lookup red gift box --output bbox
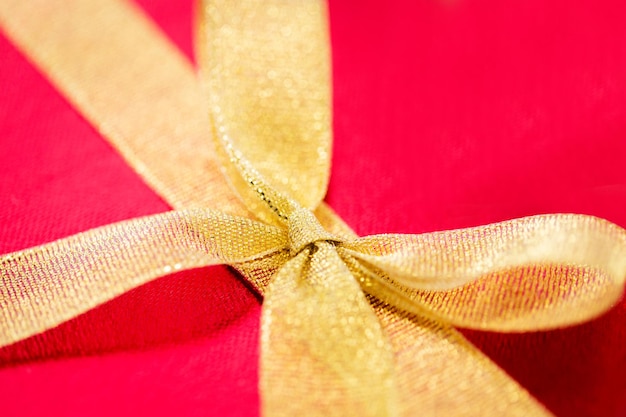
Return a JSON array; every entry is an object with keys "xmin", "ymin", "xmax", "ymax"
[{"xmin": 1, "ymin": 1, "xmax": 626, "ymax": 416}]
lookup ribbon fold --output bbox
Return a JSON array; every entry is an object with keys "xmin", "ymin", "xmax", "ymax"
[{"xmin": 1, "ymin": 1, "xmax": 625, "ymax": 416}]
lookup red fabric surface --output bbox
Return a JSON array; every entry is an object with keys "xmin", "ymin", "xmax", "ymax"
[{"xmin": 1, "ymin": 1, "xmax": 626, "ymax": 416}]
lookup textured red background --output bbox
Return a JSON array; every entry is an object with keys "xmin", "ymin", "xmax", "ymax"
[{"xmin": 1, "ymin": 1, "xmax": 626, "ymax": 416}]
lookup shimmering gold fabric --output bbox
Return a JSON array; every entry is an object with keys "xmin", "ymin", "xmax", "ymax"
[
  {"xmin": 1, "ymin": 1, "xmax": 625, "ymax": 416},
  {"xmin": 199, "ymin": 0, "xmax": 332, "ymax": 223},
  {"xmin": 0, "ymin": 210, "xmax": 287, "ymax": 347},
  {"xmin": 261, "ymin": 244, "xmax": 397, "ymax": 417},
  {"xmin": 341, "ymin": 214, "xmax": 626, "ymax": 330},
  {"xmin": 0, "ymin": 0, "xmax": 247, "ymax": 217}
]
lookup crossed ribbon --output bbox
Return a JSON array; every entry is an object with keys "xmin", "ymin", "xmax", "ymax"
[{"xmin": 1, "ymin": 1, "xmax": 626, "ymax": 416}]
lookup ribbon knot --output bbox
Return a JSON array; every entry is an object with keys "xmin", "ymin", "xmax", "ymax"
[
  {"xmin": 287, "ymin": 207, "xmax": 340, "ymax": 255},
  {"xmin": 2, "ymin": 1, "xmax": 626, "ymax": 416}
]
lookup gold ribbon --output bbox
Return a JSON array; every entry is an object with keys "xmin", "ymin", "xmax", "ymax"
[{"xmin": 1, "ymin": 1, "xmax": 625, "ymax": 416}]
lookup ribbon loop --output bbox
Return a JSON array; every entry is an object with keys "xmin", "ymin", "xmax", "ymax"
[
  {"xmin": 198, "ymin": 0, "xmax": 332, "ymax": 212},
  {"xmin": 340, "ymin": 214, "xmax": 626, "ymax": 331}
]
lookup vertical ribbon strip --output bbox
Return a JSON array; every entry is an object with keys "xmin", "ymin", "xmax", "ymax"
[{"xmin": 1, "ymin": 1, "xmax": 626, "ymax": 416}]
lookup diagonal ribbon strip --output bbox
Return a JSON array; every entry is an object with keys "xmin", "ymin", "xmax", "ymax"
[{"xmin": 1, "ymin": 0, "xmax": 625, "ymax": 416}]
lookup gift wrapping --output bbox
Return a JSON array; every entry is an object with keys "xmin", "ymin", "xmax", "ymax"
[{"xmin": 1, "ymin": 0, "xmax": 626, "ymax": 416}]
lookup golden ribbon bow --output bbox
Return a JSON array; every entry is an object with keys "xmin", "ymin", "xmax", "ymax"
[{"xmin": 1, "ymin": 0, "xmax": 626, "ymax": 416}]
